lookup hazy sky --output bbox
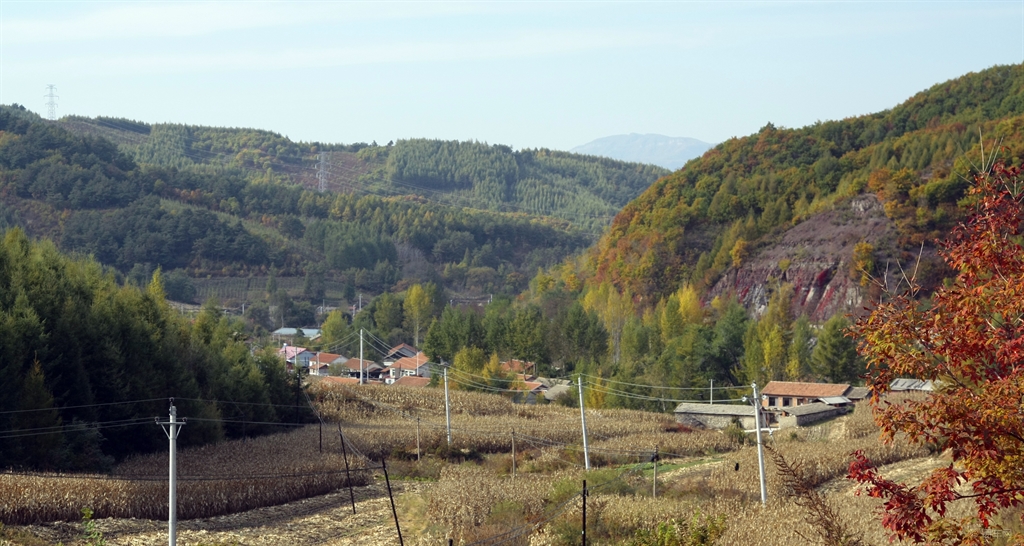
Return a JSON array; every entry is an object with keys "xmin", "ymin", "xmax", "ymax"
[{"xmin": 2, "ymin": 1, "xmax": 1022, "ymax": 150}]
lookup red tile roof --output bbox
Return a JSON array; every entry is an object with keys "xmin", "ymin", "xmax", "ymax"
[
  {"xmin": 278, "ymin": 346, "xmax": 309, "ymax": 360},
  {"xmin": 392, "ymin": 352, "xmax": 429, "ymax": 371},
  {"xmin": 392, "ymin": 376, "xmax": 431, "ymax": 388},
  {"xmin": 345, "ymin": 358, "xmax": 380, "ymax": 371},
  {"xmin": 761, "ymin": 381, "xmax": 851, "ymax": 398},
  {"xmin": 311, "ymin": 352, "xmax": 342, "ymax": 365},
  {"xmin": 501, "ymin": 359, "xmax": 535, "ymax": 375},
  {"xmin": 321, "ymin": 377, "xmax": 359, "ymax": 385}
]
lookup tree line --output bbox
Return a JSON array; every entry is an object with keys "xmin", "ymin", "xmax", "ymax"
[{"xmin": 0, "ymin": 229, "xmax": 305, "ymax": 471}]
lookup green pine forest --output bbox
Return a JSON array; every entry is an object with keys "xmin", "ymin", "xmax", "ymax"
[{"xmin": 3, "ymin": 63, "xmax": 1024, "ymax": 470}]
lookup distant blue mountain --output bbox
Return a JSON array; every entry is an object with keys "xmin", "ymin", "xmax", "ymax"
[{"xmin": 571, "ymin": 133, "xmax": 713, "ymax": 170}]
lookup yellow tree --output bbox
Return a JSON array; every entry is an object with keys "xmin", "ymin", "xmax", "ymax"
[{"xmin": 404, "ymin": 283, "xmax": 433, "ymax": 347}]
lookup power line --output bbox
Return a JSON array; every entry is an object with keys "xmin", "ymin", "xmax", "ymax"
[{"xmin": 0, "ymin": 397, "xmax": 169, "ymax": 416}]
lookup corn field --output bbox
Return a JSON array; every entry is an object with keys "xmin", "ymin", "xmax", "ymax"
[
  {"xmin": 1, "ymin": 383, "xmax": 950, "ymax": 546},
  {"xmin": 0, "ymin": 425, "xmax": 370, "ymax": 524}
]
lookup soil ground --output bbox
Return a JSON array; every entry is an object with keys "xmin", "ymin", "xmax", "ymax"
[{"xmin": 7, "ymin": 481, "xmax": 423, "ymax": 546}]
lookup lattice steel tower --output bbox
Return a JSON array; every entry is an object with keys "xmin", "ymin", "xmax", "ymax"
[
  {"xmin": 44, "ymin": 85, "xmax": 59, "ymax": 121},
  {"xmin": 317, "ymin": 152, "xmax": 330, "ymax": 193}
]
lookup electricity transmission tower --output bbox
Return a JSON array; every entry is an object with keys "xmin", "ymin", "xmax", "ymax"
[
  {"xmin": 44, "ymin": 85, "xmax": 59, "ymax": 120},
  {"xmin": 317, "ymin": 152, "xmax": 330, "ymax": 192}
]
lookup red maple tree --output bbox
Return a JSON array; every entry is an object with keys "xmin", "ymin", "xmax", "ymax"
[{"xmin": 850, "ymin": 162, "xmax": 1024, "ymax": 545}]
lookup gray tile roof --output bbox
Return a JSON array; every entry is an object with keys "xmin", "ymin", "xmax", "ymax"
[
  {"xmin": 780, "ymin": 402, "xmax": 837, "ymax": 416},
  {"xmin": 673, "ymin": 403, "xmax": 754, "ymax": 416}
]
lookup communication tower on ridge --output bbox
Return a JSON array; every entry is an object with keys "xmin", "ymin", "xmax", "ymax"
[
  {"xmin": 317, "ymin": 152, "xmax": 330, "ymax": 193},
  {"xmin": 44, "ymin": 85, "xmax": 59, "ymax": 121}
]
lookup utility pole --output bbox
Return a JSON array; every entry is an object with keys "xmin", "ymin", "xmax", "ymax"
[
  {"xmin": 317, "ymin": 152, "xmax": 330, "ymax": 193},
  {"xmin": 652, "ymin": 446, "xmax": 659, "ymax": 498},
  {"xmin": 444, "ymin": 365, "xmax": 451, "ymax": 446},
  {"xmin": 157, "ymin": 400, "xmax": 186, "ymax": 546},
  {"xmin": 44, "ymin": 85, "xmax": 58, "ymax": 121},
  {"xmin": 359, "ymin": 328, "xmax": 364, "ymax": 385},
  {"xmin": 511, "ymin": 429, "xmax": 516, "ymax": 480},
  {"xmin": 578, "ymin": 378, "xmax": 590, "ymax": 470},
  {"xmin": 752, "ymin": 382, "xmax": 767, "ymax": 506}
]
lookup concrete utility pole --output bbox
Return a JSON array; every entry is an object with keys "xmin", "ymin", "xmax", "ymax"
[
  {"xmin": 444, "ymin": 365, "xmax": 452, "ymax": 446},
  {"xmin": 157, "ymin": 401, "xmax": 186, "ymax": 546},
  {"xmin": 752, "ymin": 382, "xmax": 767, "ymax": 506},
  {"xmin": 359, "ymin": 328, "xmax": 364, "ymax": 385},
  {"xmin": 578, "ymin": 378, "xmax": 590, "ymax": 470}
]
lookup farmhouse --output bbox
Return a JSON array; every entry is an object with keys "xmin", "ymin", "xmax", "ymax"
[
  {"xmin": 382, "ymin": 343, "xmax": 419, "ymax": 364},
  {"xmin": 308, "ymin": 352, "xmax": 344, "ymax": 376},
  {"xmin": 387, "ymin": 352, "xmax": 431, "ymax": 381},
  {"xmin": 761, "ymin": 381, "xmax": 853, "ymax": 409},
  {"xmin": 500, "ymin": 359, "xmax": 537, "ymax": 379},
  {"xmin": 775, "ymin": 402, "xmax": 847, "ymax": 427},
  {"xmin": 392, "ymin": 376, "xmax": 431, "ymax": 388},
  {"xmin": 343, "ymin": 358, "xmax": 383, "ymax": 381},
  {"xmin": 278, "ymin": 345, "xmax": 314, "ymax": 371},
  {"xmin": 889, "ymin": 378, "xmax": 935, "ymax": 392},
  {"xmin": 673, "ymin": 403, "xmax": 763, "ymax": 430},
  {"xmin": 272, "ymin": 328, "xmax": 321, "ymax": 342}
]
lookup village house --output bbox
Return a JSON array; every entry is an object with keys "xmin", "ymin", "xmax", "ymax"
[
  {"xmin": 272, "ymin": 328, "xmax": 321, "ymax": 343},
  {"xmin": 392, "ymin": 376, "xmax": 431, "ymax": 388},
  {"xmin": 278, "ymin": 345, "xmax": 315, "ymax": 372},
  {"xmin": 307, "ymin": 352, "xmax": 344, "ymax": 376},
  {"xmin": 775, "ymin": 402, "xmax": 847, "ymax": 427},
  {"xmin": 673, "ymin": 403, "xmax": 767, "ymax": 430},
  {"xmin": 760, "ymin": 381, "xmax": 855, "ymax": 409},
  {"xmin": 889, "ymin": 378, "xmax": 935, "ymax": 392},
  {"xmin": 387, "ymin": 352, "xmax": 431, "ymax": 382},
  {"xmin": 500, "ymin": 359, "xmax": 537, "ymax": 379},
  {"xmin": 343, "ymin": 358, "xmax": 383, "ymax": 381},
  {"xmin": 382, "ymin": 343, "xmax": 419, "ymax": 366}
]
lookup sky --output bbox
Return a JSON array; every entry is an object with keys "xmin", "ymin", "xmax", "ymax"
[{"xmin": 1, "ymin": 1, "xmax": 1023, "ymax": 151}]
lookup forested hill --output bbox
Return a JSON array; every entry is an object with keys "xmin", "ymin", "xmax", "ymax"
[
  {"xmin": 58, "ymin": 117, "xmax": 670, "ymax": 232},
  {"xmin": 587, "ymin": 63, "xmax": 1024, "ymax": 305},
  {"xmin": 0, "ymin": 105, "xmax": 593, "ymax": 305}
]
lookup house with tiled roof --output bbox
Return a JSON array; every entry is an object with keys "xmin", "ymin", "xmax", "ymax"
[
  {"xmin": 321, "ymin": 376, "xmax": 360, "ymax": 386},
  {"xmin": 278, "ymin": 345, "xmax": 314, "ymax": 372},
  {"xmin": 500, "ymin": 359, "xmax": 536, "ymax": 379},
  {"xmin": 761, "ymin": 381, "xmax": 852, "ymax": 409},
  {"xmin": 383, "ymin": 343, "xmax": 419, "ymax": 363},
  {"xmin": 343, "ymin": 358, "xmax": 383, "ymax": 381},
  {"xmin": 387, "ymin": 352, "xmax": 431, "ymax": 381},
  {"xmin": 392, "ymin": 376, "xmax": 431, "ymax": 388},
  {"xmin": 307, "ymin": 352, "xmax": 345, "ymax": 376}
]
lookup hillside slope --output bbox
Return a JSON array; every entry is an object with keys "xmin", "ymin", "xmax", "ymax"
[
  {"xmin": 0, "ymin": 106, "xmax": 591, "ymax": 305},
  {"xmin": 58, "ymin": 119, "xmax": 669, "ymax": 233},
  {"xmin": 587, "ymin": 63, "xmax": 1024, "ymax": 313}
]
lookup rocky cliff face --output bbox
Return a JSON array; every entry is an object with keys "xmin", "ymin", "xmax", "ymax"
[{"xmin": 709, "ymin": 194, "xmax": 897, "ymax": 322}]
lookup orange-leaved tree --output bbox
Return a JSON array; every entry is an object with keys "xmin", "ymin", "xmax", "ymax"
[{"xmin": 849, "ymin": 162, "xmax": 1024, "ymax": 545}]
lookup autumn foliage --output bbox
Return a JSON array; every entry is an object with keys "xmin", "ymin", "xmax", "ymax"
[{"xmin": 850, "ymin": 162, "xmax": 1024, "ymax": 544}]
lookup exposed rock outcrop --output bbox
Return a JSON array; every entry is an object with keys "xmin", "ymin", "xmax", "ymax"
[{"xmin": 709, "ymin": 194, "xmax": 897, "ymax": 322}]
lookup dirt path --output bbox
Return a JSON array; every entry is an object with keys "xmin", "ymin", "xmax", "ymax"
[{"xmin": 15, "ymin": 482, "xmax": 423, "ymax": 546}]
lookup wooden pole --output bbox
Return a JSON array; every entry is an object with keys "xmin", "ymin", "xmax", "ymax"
[
  {"xmin": 338, "ymin": 424, "xmax": 356, "ymax": 514},
  {"xmin": 582, "ymin": 479, "xmax": 587, "ymax": 546},
  {"xmin": 382, "ymin": 458, "xmax": 404, "ymax": 546},
  {"xmin": 416, "ymin": 417, "xmax": 421, "ymax": 462},
  {"xmin": 652, "ymin": 446, "xmax": 658, "ymax": 498}
]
